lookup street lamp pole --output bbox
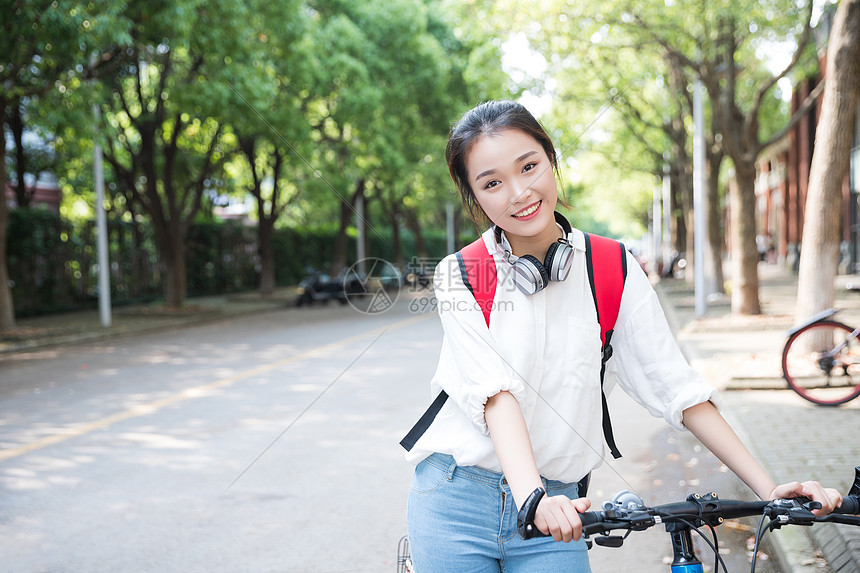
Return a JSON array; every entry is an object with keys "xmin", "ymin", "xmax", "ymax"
[
  {"xmin": 93, "ymin": 105, "xmax": 111, "ymax": 327},
  {"xmin": 652, "ymin": 179, "xmax": 661, "ymax": 276},
  {"xmin": 662, "ymin": 156, "xmax": 672, "ymax": 275},
  {"xmin": 693, "ymin": 77, "xmax": 707, "ymax": 317}
]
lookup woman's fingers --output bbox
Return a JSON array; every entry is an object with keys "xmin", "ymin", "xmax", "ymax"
[
  {"xmin": 801, "ymin": 482, "xmax": 842, "ymax": 515},
  {"xmin": 534, "ymin": 495, "xmax": 585, "ymax": 543},
  {"xmin": 572, "ymin": 496, "xmax": 592, "ymax": 513},
  {"xmin": 559, "ymin": 499, "xmax": 583, "ymax": 541},
  {"xmin": 769, "ymin": 480, "xmax": 843, "ymax": 516}
]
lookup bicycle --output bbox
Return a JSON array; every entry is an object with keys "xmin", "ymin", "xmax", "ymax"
[
  {"xmin": 782, "ymin": 308, "xmax": 860, "ymax": 406},
  {"xmin": 398, "ymin": 466, "xmax": 860, "ymax": 573}
]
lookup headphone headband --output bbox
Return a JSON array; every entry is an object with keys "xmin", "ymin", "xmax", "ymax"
[{"xmin": 493, "ymin": 212, "xmax": 575, "ymax": 295}]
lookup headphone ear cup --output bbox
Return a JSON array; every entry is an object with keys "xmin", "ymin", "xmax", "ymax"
[
  {"xmin": 513, "ymin": 254, "xmax": 549, "ymax": 295},
  {"xmin": 545, "ymin": 241, "xmax": 574, "ymax": 282}
]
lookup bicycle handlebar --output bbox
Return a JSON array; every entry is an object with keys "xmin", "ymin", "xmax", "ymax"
[
  {"xmin": 578, "ymin": 494, "xmax": 860, "ymax": 539},
  {"xmin": 519, "ymin": 466, "xmax": 860, "ymax": 540}
]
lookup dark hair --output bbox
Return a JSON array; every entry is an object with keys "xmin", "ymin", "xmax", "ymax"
[{"xmin": 445, "ymin": 100, "xmax": 565, "ymax": 228}]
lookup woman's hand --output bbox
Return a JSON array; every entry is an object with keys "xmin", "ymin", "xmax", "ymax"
[
  {"xmin": 533, "ymin": 495, "xmax": 591, "ymax": 542},
  {"xmin": 769, "ymin": 481, "xmax": 843, "ymax": 516}
]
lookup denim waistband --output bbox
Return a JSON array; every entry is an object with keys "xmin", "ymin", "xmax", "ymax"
[{"xmin": 423, "ymin": 452, "xmax": 587, "ymax": 494}]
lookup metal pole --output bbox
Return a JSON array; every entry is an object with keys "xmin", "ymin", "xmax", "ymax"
[
  {"xmin": 652, "ymin": 181, "xmax": 661, "ymax": 276},
  {"xmin": 662, "ymin": 157, "xmax": 672, "ymax": 276},
  {"xmin": 693, "ymin": 79, "xmax": 707, "ymax": 317},
  {"xmin": 93, "ymin": 106, "xmax": 111, "ymax": 327},
  {"xmin": 356, "ymin": 193, "xmax": 366, "ymax": 275}
]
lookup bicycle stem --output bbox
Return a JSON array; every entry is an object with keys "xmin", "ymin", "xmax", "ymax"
[{"xmin": 668, "ymin": 523, "xmax": 704, "ymax": 573}]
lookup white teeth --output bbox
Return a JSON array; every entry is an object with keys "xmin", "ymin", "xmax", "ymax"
[{"xmin": 513, "ymin": 202, "xmax": 540, "ymax": 218}]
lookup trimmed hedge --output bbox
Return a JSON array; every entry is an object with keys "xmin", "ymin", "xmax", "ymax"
[{"xmin": 7, "ymin": 208, "xmax": 456, "ymax": 316}]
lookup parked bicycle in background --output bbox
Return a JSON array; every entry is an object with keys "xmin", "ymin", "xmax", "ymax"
[{"xmin": 782, "ymin": 308, "xmax": 860, "ymax": 406}]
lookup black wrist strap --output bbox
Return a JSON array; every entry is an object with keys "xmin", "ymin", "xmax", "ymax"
[{"xmin": 517, "ymin": 487, "xmax": 548, "ymax": 539}]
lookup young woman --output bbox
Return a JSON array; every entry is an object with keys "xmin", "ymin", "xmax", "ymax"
[{"xmin": 404, "ymin": 100, "xmax": 841, "ymax": 572}]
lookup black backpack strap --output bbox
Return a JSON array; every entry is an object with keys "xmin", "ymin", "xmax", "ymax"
[
  {"xmin": 400, "ymin": 390, "xmax": 448, "ymax": 451},
  {"xmin": 598, "ymin": 331, "xmax": 622, "ymax": 459}
]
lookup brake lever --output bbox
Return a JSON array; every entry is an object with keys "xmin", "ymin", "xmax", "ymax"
[
  {"xmin": 517, "ymin": 487, "xmax": 548, "ymax": 540},
  {"xmin": 765, "ymin": 497, "xmax": 820, "ymax": 528}
]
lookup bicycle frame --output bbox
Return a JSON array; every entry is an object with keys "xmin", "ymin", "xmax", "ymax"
[
  {"xmin": 824, "ymin": 328, "xmax": 860, "ymax": 360},
  {"xmin": 787, "ymin": 308, "xmax": 860, "ymax": 366},
  {"xmin": 785, "ymin": 308, "xmax": 840, "ymax": 337}
]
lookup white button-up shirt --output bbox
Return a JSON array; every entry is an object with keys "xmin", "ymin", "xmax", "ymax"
[{"xmin": 405, "ymin": 226, "xmax": 719, "ymax": 484}]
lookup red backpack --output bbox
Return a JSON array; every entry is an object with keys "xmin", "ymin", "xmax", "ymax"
[{"xmin": 400, "ymin": 232, "xmax": 628, "ymax": 459}]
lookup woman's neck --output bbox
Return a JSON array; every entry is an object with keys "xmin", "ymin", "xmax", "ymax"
[{"xmin": 506, "ymin": 223, "xmax": 564, "ymax": 259}]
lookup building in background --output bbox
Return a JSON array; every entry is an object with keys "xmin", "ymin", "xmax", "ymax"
[
  {"xmin": 753, "ymin": 7, "xmax": 860, "ymax": 273},
  {"xmin": 5, "ymin": 174, "xmax": 62, "ymax": 213}
]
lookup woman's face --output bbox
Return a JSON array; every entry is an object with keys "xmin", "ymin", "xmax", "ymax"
[{"xmin": 465, "ymin": 129, "xmax": 558, "ymax": 238}]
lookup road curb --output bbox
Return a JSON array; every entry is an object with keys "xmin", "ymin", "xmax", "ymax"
[{"xmin": 0, "ymin": 298, "xmax": 292, "ymax": 357}]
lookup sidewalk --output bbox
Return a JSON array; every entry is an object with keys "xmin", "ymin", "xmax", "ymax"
[{"xmin": 655, "ymin": 263, "xmax": 860, "ymax": 573}]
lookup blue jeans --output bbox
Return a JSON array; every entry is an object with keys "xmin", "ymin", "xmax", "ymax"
[{"xmin": 406, "ymin": 453, "xmax": 592, "ymax": 572}]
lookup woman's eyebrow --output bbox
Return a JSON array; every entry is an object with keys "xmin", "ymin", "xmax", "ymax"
[
  {"xmin": 474, "ymin": 150, "xmax": 540, "ymax": 182},
  {"xmin": 516, "ymin": 150, "xmax": 539, "ymax": 163},
  {"xmin": 475, "ymin": 167, "xmax": 496, "ymax": 181}
]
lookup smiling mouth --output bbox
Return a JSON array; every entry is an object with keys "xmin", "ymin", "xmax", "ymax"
[{"xmin": 512, "ymin": 200, "xmax": 541, "ymax": 218}]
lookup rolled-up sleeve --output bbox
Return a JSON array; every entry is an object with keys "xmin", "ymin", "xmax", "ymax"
[
  {"xmin": 432, "ymin": 255, "xmax": 528, "ymax": 435},
  {"xmin": 609, "ymin": 256, "xmax": 720, "ymax": 431}
]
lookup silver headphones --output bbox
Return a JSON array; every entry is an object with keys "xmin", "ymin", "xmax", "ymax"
[{"xmin": 495, "ymin": 212, "xmax": 574, "ymax": 296}]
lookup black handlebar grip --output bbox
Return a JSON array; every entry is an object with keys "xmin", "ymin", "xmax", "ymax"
[
  {"xmin": 837, "ymin": 495, "xmax": 860, "ymax": 515},
  {"xmin": 836, "ymin": 467, "xmax": 860, "ymax": 515},
  {"xmin": 578, "ymin": 511, "xmax": 605, "ymax": 536}
]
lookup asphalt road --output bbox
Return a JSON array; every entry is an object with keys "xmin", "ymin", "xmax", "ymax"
[{"xmin": 0, "ymin": 296, "xmax": 773, "ymax": 572}]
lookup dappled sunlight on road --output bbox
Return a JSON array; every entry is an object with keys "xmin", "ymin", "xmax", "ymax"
[
  {"xmin": 116, "ymin": 432, "xmax": 200, "ymax": 450},
  {"xmin": 0, "ymin": 303, "xmax": 443, "ymax": 571}
]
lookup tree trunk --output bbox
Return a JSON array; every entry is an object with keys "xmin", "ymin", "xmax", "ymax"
[
  {"xmin": 258, "ymin": 219, "xmax": 276, "ymax": 295},
  {"xmin": 729, "ymin": 162, "xmax": 761, "ymax": 314},
  {"xmin": 796, "ymin": 0, "xmax": 860, "ymax": 324},
  {"xmin": 9, "ymin": 100, "xmax": 32, "ymax": 209},
  {"xmin": 331, "ymin": 179, "xmax": 364, "ymax": 273},
  {"xmin": 669, "ymin": 169, "xmax": 686, "ymax": 254},
  {"xmin": 669, "ymin": 114, "xmax": 694, "ymax": 279},
  {"xmin": 161, "ymin": 220, "xmax": 187, "ymax": 307},
  {"xmin": 0, "ymin": 102, "xmax": 16, "ymax": 329},
  {"xmin": 707, "ymin": 150, "xmax": 726, "ymax": 293},
  {"xmin": 239, "ymin": 135, "xmax": 279, "ymax": 296},
  {"xmin": 453, "ymin": 206, "xmax": 463, "ymax": 251},
  {"xmin": 675, "ymin": 163, "xmax": 694, "ymax": 282},
  {"xmin": 666, "ymin": 63, "xmax": 694, "ymax": 273},
  {"xmin": 391, "ymin": 206, "xmax": 403, "ymax": 269},
  {"xmin": 404, "ymin": 209, "xmax": 427, "ymax": 260}
]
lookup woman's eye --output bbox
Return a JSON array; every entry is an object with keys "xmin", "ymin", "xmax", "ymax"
[
  {"xmin": 484, "ymin": 180, "xmax": 500, "ymax": 190},
  {"xmin": 522, "ymin": 162, "xmax": 537, "ymax": 173}
]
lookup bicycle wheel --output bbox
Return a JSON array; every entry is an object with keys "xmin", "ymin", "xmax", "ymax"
[{"xmin": 782, "ymin": 320, "xmax": 860, "ymax": 406}]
